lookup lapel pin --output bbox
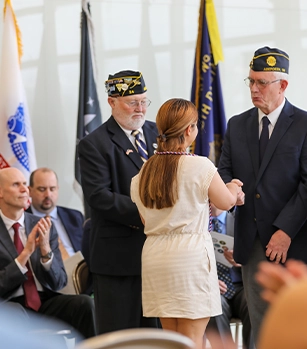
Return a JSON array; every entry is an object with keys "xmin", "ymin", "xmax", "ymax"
[{"xmin": 126, "ymin": 149, "xmax": 134, "ymax": 155}]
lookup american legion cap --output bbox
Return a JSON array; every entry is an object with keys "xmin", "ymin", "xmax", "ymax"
[
  {"xmin": 105, "ymin": 70, "xmax": 147, "ymax": 97},
  {"xmin": 249, "ymin": 46, "xmax": 289, "ymax": 74}
]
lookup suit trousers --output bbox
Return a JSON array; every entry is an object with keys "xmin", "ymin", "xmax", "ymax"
[
  {"xmin": 93, "ymin": 273, "xmax": 160, "ymax": 335},
  {"xmin": 206, "ymin": 283, "xmax": 255, "ymax": 349},
  {"xmin": 241, "ymin": 236, "xmax": 269, "ymax": 346},
  {"xmin": 8, "ymin": 293, "xmax": 96, "ymax": 340}
]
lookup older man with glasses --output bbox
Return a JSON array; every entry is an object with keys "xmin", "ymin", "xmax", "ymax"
[
  {"xmin": 218, "ymin": 46, "xmax": 307, "ymax": 345},
  {"xmin": 78, "ymin": 70, "xmax": 159, "ymax": 335}
]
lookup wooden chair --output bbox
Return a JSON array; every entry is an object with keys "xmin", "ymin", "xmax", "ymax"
[
  {"xmin": 75, "ymin": 328, "xmax": 195, "ymax": 349},
  {"xmin": 72, "ymin": 258, "xmax": 90, "ymax": 295}
]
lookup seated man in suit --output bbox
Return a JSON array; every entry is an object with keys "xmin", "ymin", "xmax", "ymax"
[
  {"xmin": 27, "ymin": 167, "xmax": 84, "ymax": 259},
  {"xmin": 206, "ymin": 205, "xmax": 254, "ymax": 349},
  {"xmin": 0, "ymin": 167, "xmax": 96, "ymax": 339}
]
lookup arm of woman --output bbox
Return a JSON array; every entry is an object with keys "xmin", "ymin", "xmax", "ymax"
[{"xmin": 208, "ymin": 172, "xmax": 243, "ymax": 211}]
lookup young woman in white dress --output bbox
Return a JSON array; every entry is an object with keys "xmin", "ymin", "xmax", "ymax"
[{"xmin": 131, "ymin": 98, "xmax": 244, "ymax": 349}]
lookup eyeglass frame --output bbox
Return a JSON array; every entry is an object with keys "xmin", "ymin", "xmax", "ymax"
[
  {"xmin": 244, "ymin": 77, "xmax": 282, "ymax": 89},
  {"xmin": 112, "ymin": 96, "xmax": 151, "ymax": 108}
]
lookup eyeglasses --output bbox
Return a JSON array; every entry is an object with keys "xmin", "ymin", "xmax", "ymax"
[
  {"xmin": 122, "ymin": 98, "xmax": 151, "ymax": 108},
  {"xmin": 244, "ymin": 77, "xmax": 282, "ymax": 89}
]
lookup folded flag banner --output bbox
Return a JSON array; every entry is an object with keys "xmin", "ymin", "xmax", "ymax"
[
  {"xmin": 0, "ymin": 0, "xmax": 37, "ymax": 181},
  {"xmin": 74, "ymin": 0, "xmax": 102, "ymax": 217},
  {"xmin": 191, "ymin": 0, "xmax": 226, "ymax": 166}
]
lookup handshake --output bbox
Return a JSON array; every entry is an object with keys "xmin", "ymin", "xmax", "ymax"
[{"xmin": 226, "ymin": 179, "xmax": 245, "ymax": 206}]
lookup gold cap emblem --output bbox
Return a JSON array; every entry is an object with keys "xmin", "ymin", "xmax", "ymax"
[{"xmin": 266, "ymin": 56, "xmax": 276, "ymax": 67}]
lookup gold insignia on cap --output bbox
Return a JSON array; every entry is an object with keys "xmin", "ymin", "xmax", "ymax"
[
  {"xmin": 266, "ymin": 56, "xmax": 276, "ymax": 67},
  {"xmin": 130, "ymin": 79, "xmax": 141, "ymax": 88},
  {"xmin": 116, "ymin": 83, "xmax": 128, "ymax": 92}
]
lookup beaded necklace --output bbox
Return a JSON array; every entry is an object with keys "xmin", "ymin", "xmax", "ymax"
[{"xmin": 155, "ymin": 151, "xmax": 197, "ymax": 156}]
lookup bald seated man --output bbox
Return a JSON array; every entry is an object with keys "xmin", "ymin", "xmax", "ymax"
[
  {"xmin": 0, "ymin": 168, "xmax": 96, "ymax": 339},
  {"xmin": 26, "ymin": 168, "xmax": 84, "ymax": 258}
]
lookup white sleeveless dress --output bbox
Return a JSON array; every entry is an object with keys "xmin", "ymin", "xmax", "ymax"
[{"xmin": 131, "ymin": 156, "xmax": 222, "ymax": 319}]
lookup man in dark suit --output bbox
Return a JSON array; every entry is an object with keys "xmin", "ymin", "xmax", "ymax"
[
  {"xmin": 0, "ymin": 167, "xmax": 96, "ymax": 339},
  {"xmin": 27, "ymin": 168, "xmax": 84, "ymax": 258},
  {"xmin": 78, "ymin": 70, "xmax": 159, "ymax": 334},
  {"xmin": 206, "ymin": 206, "xmax": 254, "ymax": 349},
  {"xmin": 218, "ymin": 46, "xmax": 307, "ymax": 342}
]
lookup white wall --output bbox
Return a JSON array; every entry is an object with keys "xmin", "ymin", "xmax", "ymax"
[{"xmin": 0, "ymin": 0, "xmax": 306, "ymax": 214}]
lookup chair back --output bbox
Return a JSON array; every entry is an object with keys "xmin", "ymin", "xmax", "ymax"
[
  {"xmin": 75, "ymin": 328, "xmax": 195, "ymax": 349},
  {"xmin": 72, "ymin": 258, "xmax": 90, "ymax": 294}
]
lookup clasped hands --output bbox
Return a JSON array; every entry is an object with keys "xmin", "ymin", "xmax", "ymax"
[{"xmin": 17, "ymin": 216, "xmax": 52, "ymax": 267}]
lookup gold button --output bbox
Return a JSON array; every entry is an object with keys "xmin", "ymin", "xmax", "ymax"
[{"xmin": 256, "ymin": 193, "xmax": 260, "ymax": 199}]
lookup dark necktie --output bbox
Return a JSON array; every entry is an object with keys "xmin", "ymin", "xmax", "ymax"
[
  {"xmin": 259, "ymin": 116, "xmax": 270, "ymax": 163},
  {"xmin": 211, "ymin": 217, "xmax": 236, "ymax": 299},
  {"xmin": 131, "ymin": 130, "xmax": 148, "ymax": 162},
  {"xmin": 12, "ymin": 222, "xmax": 41, "ymax": 311}
]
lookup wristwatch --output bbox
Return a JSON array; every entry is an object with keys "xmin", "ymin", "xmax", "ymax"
[{"xmin": 41, "ymin": 250, "xmax": 53, "ymax": 260}]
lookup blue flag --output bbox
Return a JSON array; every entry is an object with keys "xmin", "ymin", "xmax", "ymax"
[{"xmin": 191, "ymin": 0, "xmax": 226, "ymax": 166}]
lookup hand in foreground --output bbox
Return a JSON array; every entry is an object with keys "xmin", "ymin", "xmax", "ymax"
[
  {"xmin": 255, "ymin": 259, "xmax": 307, "ymax": 304},
  {"xmin": 265, "ymin": 229, "xmax": 291, "ymax": 264}
]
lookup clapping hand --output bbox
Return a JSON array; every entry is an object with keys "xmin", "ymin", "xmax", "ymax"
[{"xmin": 255, "ymin": 259, "xmax": 307, "ymax": 303}]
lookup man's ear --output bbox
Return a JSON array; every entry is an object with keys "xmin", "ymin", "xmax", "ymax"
[
  {"xmin": 108, "ymin": 97, "xmax": 116, "ymax": 108},
  {"xmin": 280, "ymin": 79, "xmax": 288, "ymax": 92}
]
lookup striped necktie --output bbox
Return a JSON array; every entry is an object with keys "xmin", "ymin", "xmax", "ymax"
[
  {"xmin": 212, "ymin": 217, "xmax": 222, "ymax": 233},
  {"xmin": 131, "ymin": 130, "xmax": 148, "ymax": 162}
]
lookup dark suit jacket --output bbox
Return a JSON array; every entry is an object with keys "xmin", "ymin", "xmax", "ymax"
[
  {"xmin": 78, "ymin": 116, "xmax": 158, "ymax": 276},
  {"xmin": 0, "ymin": 212, "xmax": 67, "ymax": 300},
  {"xmin": 218, "ymin": 99, "xmax": 307, "ymax": 265},
  {"xmin": 26, "ymin": 206, "xmax": 84, "ymax": 252}
]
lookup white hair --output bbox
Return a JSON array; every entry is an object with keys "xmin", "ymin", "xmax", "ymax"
[{"xmin": 274, "ymin": 71, "xmax": 289, "ymax": 82}]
